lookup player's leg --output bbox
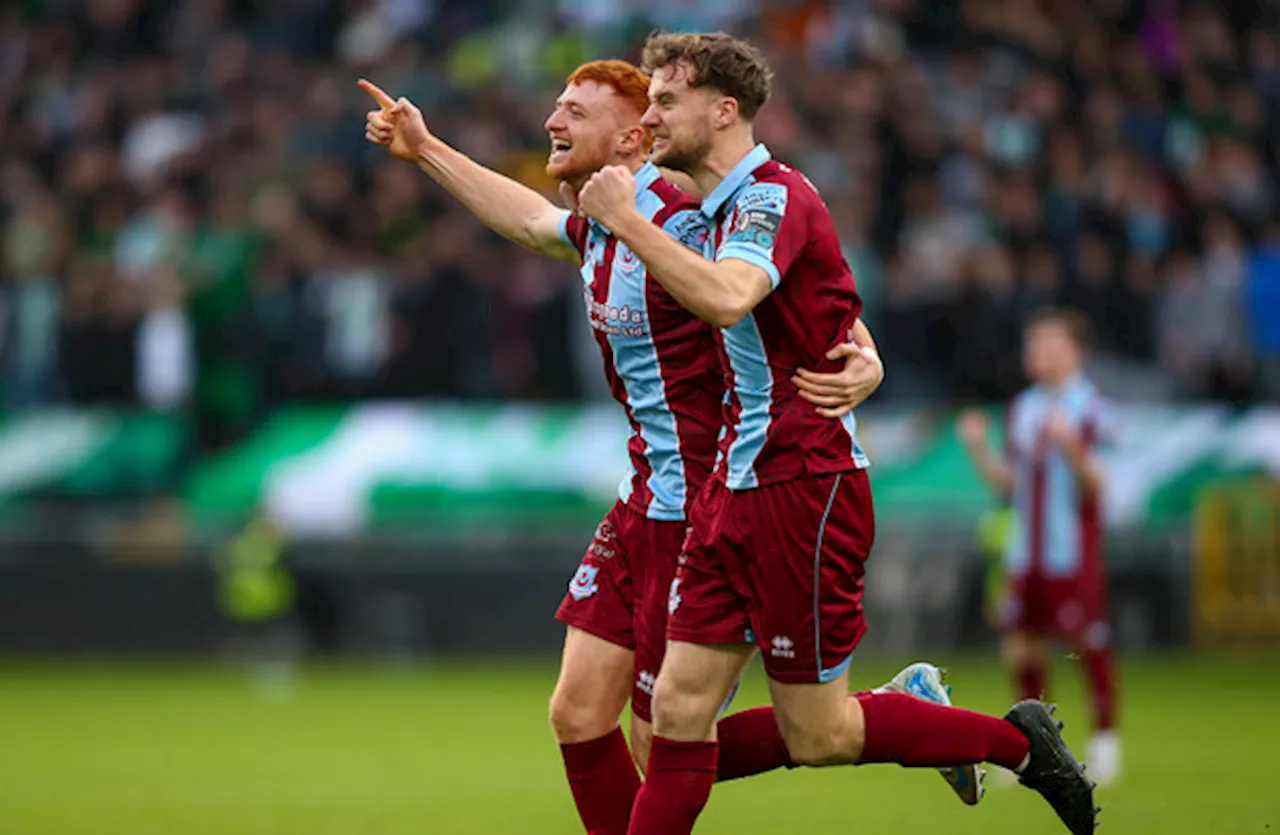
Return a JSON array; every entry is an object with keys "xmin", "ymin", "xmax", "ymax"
[
  {"xmin": 764, "ymin": 642, "xmax": 1098, "ymax": 832},
  {"xmin": 714, "ymin": 662, "xmax": 987, "ymax": 808},
  {"xmin": 626, "ymin": 477, "xmax": 757, "ymax": 835},
  {"xmin": 627, "ymin": 639, "xmax": 755, "ymax": 835},
  {"xmin": 627, "ymin": 513, "xmax": 690, "ymax": 775},
  {"xmin": 759, "ymin": 472, "xmax": 1096, "ymax": 832},
  {"xmin": 1071, "ymin": 580, "xmax": 1120, "ymax": 786},
  {"xmin": 1000, "ymin": 572, "xmax": 1053, "ymax": 703},
  {"xmin": 550, "ymin": 627, "xmax": 639, "ymax": 835},
  {"xmin": 1004, "ymin": 628, "xmax": 1052, "ymax": 702},
  {"xmin": 550, "ymin": 626, "xmax": 635, "ymax": 742},
  {"xmin": 553, "ymin": 508, "xmax": 643, "ymax": 835}
]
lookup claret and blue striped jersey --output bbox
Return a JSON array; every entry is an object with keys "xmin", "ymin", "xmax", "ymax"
[
  {"xmin": 560, "ymin": 162, "xmax": 722, "ymax": 520},
  {"xmin": 1004, "ymin": 375, "xmax": 1111, "ymax": 577},
  {"xmin": 698, "ymin": 144, "xmax": 870, "ymax": 490}
]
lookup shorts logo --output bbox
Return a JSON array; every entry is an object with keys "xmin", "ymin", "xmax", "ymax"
[
  {"xmin": 636, "ymin": 670, "xmax": 656, "ymax": 696},
  {"xmin": 568, "ymin": 564, "xmax": 600, "ymax": 601},
  {"xmin": 770, "ymin": 636, "xmax": 795, "ymax": 659},
  {"xmin": 667, "ymin": 578, "xmax": 682, "ymax": 615}
]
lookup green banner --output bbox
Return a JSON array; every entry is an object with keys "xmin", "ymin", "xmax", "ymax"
[{"xmin": 1, "ymin": 404, "xmax": 1277, "ymax": 537}]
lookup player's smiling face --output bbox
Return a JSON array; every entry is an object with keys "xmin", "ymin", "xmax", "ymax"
[
  {"xmin": 544, "ymin": 81, "xmax": 635, "ymax": 188},
  {"xmin": 642, "ymin": 62, "xmax": 716, "ymax": 173}
]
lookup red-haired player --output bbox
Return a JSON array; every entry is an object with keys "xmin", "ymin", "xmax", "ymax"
[{"xmin": 362, "ymin": 60, "xmax": 962, "ymax": 833}]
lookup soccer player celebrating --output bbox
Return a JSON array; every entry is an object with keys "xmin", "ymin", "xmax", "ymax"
[
  {"xmin": 959, "ymin": 309, "xmax": 1121, "ymax": 786},
  {"xmin": 361, "ymin": 59, "xmax": 974, "ymax": 835},
  {"xmin": 574, "ymin": 33, "xmax": 1099, "ymax": 835}
]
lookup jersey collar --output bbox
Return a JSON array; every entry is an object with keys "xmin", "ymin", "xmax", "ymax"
[
  {"xmin": 633, "ymin": 160, "xmax": 661, "ymax": 194},
  {"xmin": 700, "ymin": 144, "xmax": 772, "ymax": 219}
]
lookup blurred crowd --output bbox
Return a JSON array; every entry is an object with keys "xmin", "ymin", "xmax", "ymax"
[{"xmin": 2, "ymin": 0, "xmax": 1279, "ymax": 447}]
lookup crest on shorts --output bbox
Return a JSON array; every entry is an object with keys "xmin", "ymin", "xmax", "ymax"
[{"xmin": 568, "ymin": 564, "xmax": 600, "ymax": 601}]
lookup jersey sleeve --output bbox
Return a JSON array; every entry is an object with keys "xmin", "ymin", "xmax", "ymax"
[
  {"xmin": 559, "ymin": 212, "xmax": 590, "ymax": 259},
  {"xmin": 658, "ymin": 207, "xmax": 710, "ymax": 255},
  {"xmin": 715, "ymin": 181, "xmax": 806, "ymax": 289}
]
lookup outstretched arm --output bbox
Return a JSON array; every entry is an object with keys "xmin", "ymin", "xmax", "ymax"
[{"xmin": 360, "ymin": 79, "xmax": 578, "ymax": 263}]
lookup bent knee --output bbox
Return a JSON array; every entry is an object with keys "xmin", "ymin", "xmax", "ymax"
[
  {"xmin": 650, "ymin": 678, "xmax": 718, "ymax": 740},
  {"xmin": 777, "ymin": 701, "xmax": 865, "ymax": 767},
  {"xmin": 782, "ymin": 727, "xmax": 861, "ymax": 767},
  {"xmin": 549, "ymin": 688, "xmax": 622, "ymax": 744}
]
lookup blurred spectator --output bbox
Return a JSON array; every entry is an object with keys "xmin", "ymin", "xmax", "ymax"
[{"xmin": 1, "ymin": 0, "xmax": 1278, "ymax": 426}]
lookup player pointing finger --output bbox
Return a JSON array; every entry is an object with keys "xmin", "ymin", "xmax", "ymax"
[{"xmin": 359, "ymin": 78, "xmax": 432, "ymax": 162}]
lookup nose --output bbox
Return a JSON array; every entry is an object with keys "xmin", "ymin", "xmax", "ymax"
[
  {"xmin": 545, "ymin": 109, "xmax": 565, "ymax": 133},
  {"xmin": 641, "ymin": 106, "xmax": 660, "ymax": 129}
]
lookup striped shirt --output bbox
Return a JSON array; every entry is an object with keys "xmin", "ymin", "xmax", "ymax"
[
  {"xmin": 1005, "ymin": 375, "xmax": 1112, "ymax": 577},
  {"xmin": 559, "ymin": 162, "xmax": 722, "ymax": 520},
  {"xmin": 698, "ymin": 144, "xmax": 870, "ymax": 490}
]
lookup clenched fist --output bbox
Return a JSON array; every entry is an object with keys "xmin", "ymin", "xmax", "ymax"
[{"xmin": 576, "ymin": 165, "xmax": 637, "ymax": 229}]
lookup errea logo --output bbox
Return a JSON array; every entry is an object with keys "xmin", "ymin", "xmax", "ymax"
[
  {"xmin": 770, "ymin": 636, "xmax": 795, "ymax": 659},
  {"xmin": 637, "ymin": 670, "xmax": 656, "ymax": 696}
]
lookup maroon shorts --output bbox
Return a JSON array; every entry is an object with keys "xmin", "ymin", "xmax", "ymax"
[
  {"xmin": 998, "ymin": 570, "xmax": 1111, "ymax": 649},
  {"xmin": 667, "ymin": 470, "xmax": 875, "ymax": 684},
  {"xmin": 554, "ymin": 501, "xmax": 685, "ymax": 722}
]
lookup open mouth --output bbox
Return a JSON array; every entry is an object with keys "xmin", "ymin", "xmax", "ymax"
[{"xmin": 549, "ymin": 137, "xmax": 573, "ymax": 161}]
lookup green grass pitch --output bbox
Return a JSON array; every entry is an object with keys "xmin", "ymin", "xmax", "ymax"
[{"xmin": 0, "ymin": 653, "xmax": 1274, "ymax": 834}]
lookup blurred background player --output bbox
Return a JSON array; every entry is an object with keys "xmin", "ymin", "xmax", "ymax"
[
  {"xmin": 576, "ymin": 32, "xmax": 1096, "ymax": 835},
  {"xmin": 959, "ymin": 308, "xmax": 1121, "ymax": 786},
  {"xmin": 362, "ymin": 60, "xmax": 972, "ymax": 835}
]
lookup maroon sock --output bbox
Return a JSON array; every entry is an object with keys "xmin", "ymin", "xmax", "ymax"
[
  {"xmin": 1016, "ymin": 660, "xmax": 1048, "ymax": 702},
  {"xmin": 626, "ymin": 736, "xmax": 717, "ymax": 835},
  {"xmin": 856, "ymin": 692, "xmax": 1030, "ymax": 772},
  {"xmin": 560, "ymin": 728, "xmax": 641, "ymax": 835},
  {"xmin": 714, "ymin": 706, "xmax": 795, "ymax": 782},
  {"xmin": 1081, "ymin": 647, "xmax": 1118, "ymax": 731}
]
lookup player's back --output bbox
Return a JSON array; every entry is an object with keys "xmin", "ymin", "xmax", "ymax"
[
  {"xmin": 562, "ymin": 164, "xmax": 723, "ymax": 520},
  {"xmin": 1005, "ymin": 376, "xmax": 1108, "ymax": 577},
  {"xmin": 703, "ymin": 147, "xmax": 869, "ymax": 490}
]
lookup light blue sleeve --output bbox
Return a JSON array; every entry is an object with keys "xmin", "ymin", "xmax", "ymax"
[{"xmin": 714, "ymin": 182, "xmax": 791, "ymax": 289}]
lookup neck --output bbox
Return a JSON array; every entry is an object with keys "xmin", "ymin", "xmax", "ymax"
[
  {"xmin": 1044, "ymin": 370, "xmax": 1079, "ymax": 390},
  {"xmin": 566, "ymin": 154, "xmax": 644, "ymax": 193},
  {"xmin": 693, "ymin": 130, "xmax": 758, "ymax": 199}
]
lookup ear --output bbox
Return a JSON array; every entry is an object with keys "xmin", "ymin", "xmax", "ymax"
[
  {"xmin": 715, "ymin": 96, "xmax": 740, "ymax": 129},
  {"xmin": 617, "ymin": 124, "xmax": 646, "ymax": 157}
]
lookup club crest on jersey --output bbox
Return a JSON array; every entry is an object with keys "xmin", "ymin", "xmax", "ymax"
[
  {"xmin": 615, "ymin": 243, "xmax": 642, "ymax": 276},
  {"xmin": 568, "ymin": 564, "xmax": 601, "ymax": 601}
]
